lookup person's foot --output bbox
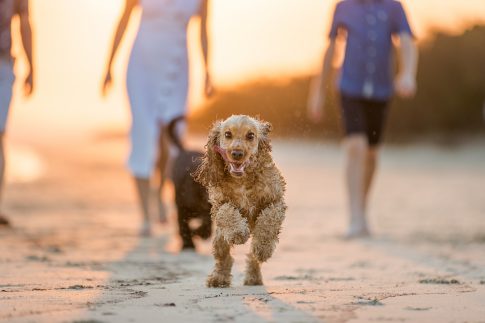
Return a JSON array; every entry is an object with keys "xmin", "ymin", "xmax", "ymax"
[
  {"xmin": 344, "ymin": 216, "xmax": 371, "ymax": 239},
  {"xmin": 0, "ymin": 215, "xmax": 10, "ymax": 227},
  {"xmin": 344, "ymin": 225, "xmax": 371, "ymax": 240},
  {"xmin": 140, "ymin": 220, "xmax": 152, "ymax": 237}
]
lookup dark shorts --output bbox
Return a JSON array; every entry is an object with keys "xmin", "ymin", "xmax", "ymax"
[{"xmin": 340, "ymin": 95, "xmax": 390, "ymax": 146}]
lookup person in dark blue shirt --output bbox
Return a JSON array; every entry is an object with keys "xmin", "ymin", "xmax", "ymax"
[{"xmin": 308, "ymin": 0, "xmax": 418, "ymax": 238}]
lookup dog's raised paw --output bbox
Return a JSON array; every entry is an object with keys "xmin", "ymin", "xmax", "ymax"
[
  {"xmin": 206, "ymin": 273, "xmax": 231, "ymax": 288},
  {"xmin": 224, "ymin": 227, "xmax": 250, "ymax": 245}
]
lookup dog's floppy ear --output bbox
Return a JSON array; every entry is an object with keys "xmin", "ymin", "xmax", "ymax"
[
  {"xmin": 208, "ymin": 120, "xmax": 222, "ymax": 149},
  {"xmin": 258, "ymin": 120, "xmax": 273, "ymax": 153},
  {"xmin": 193, "ymin": 120, "xmax": 225, "ymax": 187}
]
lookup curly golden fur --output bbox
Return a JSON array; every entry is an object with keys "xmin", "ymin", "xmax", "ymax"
[{"xmin": 194, "ymin": 115, "xmax": 287, "ymax": 287}]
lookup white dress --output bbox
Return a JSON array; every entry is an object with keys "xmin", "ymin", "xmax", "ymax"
[{"xmin": 127, "ymin": 0, "xmax": 201, "ymax": 178}]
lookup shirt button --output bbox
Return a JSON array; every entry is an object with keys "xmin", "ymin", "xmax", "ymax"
[
  {"xmin": 366, "ymin": 14, "xmax": 377, "ymax": 25},
  {"xmin": 378, "ymin": 11, "xmax": 388, "ymax": 21}
]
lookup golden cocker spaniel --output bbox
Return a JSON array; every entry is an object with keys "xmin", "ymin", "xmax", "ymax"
[{"xmin": 194, "ymin": 115, "xmax": 287, "ymax": 287}]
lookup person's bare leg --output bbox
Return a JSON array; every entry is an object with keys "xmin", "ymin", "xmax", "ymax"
[
  {"xmin": 156, "ymin": 127, "xmax": 169, "ymax": 224},
  {"xmin": 364, "ymin": 147, "xmax": 378, "ymax": 204},
  {"xmin": 0, "ymin": 134, "xmax": 5, "ymax": 201},
  {"xmin": 134, "ymin": 177, "xmax": 151, "ymax": 236},
  {"xmin": 0, "ymin": 133, "xmax": 9, "ymax": 227},
  {"xmin": 344, "ymin": 135, "xmax": 369, "ymax": 238}
]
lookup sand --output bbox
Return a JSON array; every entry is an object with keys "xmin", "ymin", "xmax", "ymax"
[{"xmin": 1, "ymin": 135, "xmax": 484, "ymax": 323}]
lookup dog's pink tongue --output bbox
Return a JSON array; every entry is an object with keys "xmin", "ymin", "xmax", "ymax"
[{"xmin": 214, "ymin": 146, "xmax": 229, "ymax": 162}]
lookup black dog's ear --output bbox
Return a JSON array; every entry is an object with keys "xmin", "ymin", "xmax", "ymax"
[
  {"xmin": 258, "ymin": 120, "xmax": 273, "ymax": 153},
  {"xmin": 193, "ymin": 120, "xmax": 224, "ymax": 187}
]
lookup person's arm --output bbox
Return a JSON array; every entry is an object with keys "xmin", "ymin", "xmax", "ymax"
[
  {"xmin": 308, "ymin": 2, "xmax": 343, "ymax": 123},
  {"xmin": 307, "ymin": 39, "xmax": 337, "ymax": 122},
  {"xmin": 200, "ymin": 0, "xmax": 213, "ymax": 97},
  {"xmin": 392, "ymin": 2, "xmax": 417, "ymax": 99},
  {"xmin": 102, "ymin": 0, "xmax": 138, "ymax": 95},
  {"xmin": 17, "ymin": 0, "xmax": 34, "ymax": 96},
  {"xmin": 395, "ymin": 33, "xmax": 418, "ymax": 98}
]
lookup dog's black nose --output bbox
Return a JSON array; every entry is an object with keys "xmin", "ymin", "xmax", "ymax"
[{"xmin": 231, "ymin": 150, "xmax": 244, "ymax": 160}]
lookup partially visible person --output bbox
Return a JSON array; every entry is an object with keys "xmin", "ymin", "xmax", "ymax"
[
  {"xmin": 0, "ymin": 0, "xmax": 34, "ymax": 227},
  {"xmin": 102, "ymin": 0, "xmax": 213, "ymax": 236},
  {"xmin": 308, "ymin": 0, "xmax": 417, "ymax": 238}
]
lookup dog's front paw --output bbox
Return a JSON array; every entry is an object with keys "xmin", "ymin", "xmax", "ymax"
[
  {"xmin": 224, "ymin": 226, "xmax": 250, "ymax": 245},
  {"xmin": 251, "ymin": 240, "xmax": 275, "ymax": 263},
  {"xmin": 206, "ymin": 272, "xmax": 231, "ymax": 288},
  {"xmin": 244, "ymin": 274, "xmax": 263, "ymax": 286}
]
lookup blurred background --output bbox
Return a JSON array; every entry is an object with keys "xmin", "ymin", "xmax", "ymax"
[
  {"xmin": 8, "ymin": 0, "xmax": 485, "ymax": 144},
  {"xmin": 1, "ymin": 2, "xmax": 485, "ymax": 320},
  {"xmin": 4, "ymin": 0, "xmax": 485, "ymax": 236}
]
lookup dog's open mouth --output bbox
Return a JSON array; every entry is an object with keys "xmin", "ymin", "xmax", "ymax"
[
  {"xmin": 215, "ymin": 146, "xmax": 250, "ymax": 177},
  {"xmin": 228, "ymin": 161, "xmax": 249, "ymax": 177}
]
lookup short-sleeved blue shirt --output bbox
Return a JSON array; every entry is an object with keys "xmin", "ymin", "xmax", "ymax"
[
  {"xmin": 0, "ymin": 0, "xmax": 29, "ymax": 58},
  {"xmin": 329, "ymin": 0, "xmax": 413, "ymax": 100}
]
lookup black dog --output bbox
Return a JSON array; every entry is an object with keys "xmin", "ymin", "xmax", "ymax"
[{"xmin": 167, "ymin": 118, "xmax": 212, "ymax": 250}]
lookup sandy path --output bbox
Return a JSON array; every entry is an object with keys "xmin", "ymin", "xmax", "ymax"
[{"xmin": 1, "ymin": 137, "xmax": 484, "ymax": 322}]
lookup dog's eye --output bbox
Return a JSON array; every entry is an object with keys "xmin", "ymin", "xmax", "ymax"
[
  {"xmin": 246, "ymin": 132, "xmax": 255, "ymax": 141},
  {"xmin": 224, "ymin": 131, "xmax": 232, "ymax": 139}
]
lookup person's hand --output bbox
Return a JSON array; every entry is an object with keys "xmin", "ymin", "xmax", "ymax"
[
  {"xmin": 102, "ymin": 70, "xmax": 113, "ymax": 96},
  {"xmin": 307, "ymin": 88, "xmax": 325, "ymax": 124},
  {"xmin": 204, "ymin": 72, "xmax": 214, "ymax": 98},
  {"xmin": 395, "ymin": 73, "xmax": 416, "ymax": 98},
  {"xmin": 23, "ymin": 70, "xmax": 34, "ymax": 97}
]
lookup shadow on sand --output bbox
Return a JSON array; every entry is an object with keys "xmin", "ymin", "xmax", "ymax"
[{"xmin": 71, "ymin": 233, "xmax": 319, "ymax": 322}]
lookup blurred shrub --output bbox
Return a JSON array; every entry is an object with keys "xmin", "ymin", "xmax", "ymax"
[
  {"xmin": 190, "ymin": 25, "xmax": 485, "ymax": 141},
  {"xmin": 189, "ymin": 77, "xmax": 339, "ymax": 138},
  {"xmin": 389, "ymin": 24, "xmax": 485, "ymax": 140}
]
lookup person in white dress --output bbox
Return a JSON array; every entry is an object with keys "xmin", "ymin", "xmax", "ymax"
[{"xmin": 102, "ymin": 0, "xmax": 213, "ymax": 235}]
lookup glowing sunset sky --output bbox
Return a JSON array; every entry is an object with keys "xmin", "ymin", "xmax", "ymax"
[{"xmin": 8, "ymin": 0, "xmax": 485, "ymax": 141}]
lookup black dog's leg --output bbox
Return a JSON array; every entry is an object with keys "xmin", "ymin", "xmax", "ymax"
[
  {"xmin": 178, "ymin": 208, "xmax": 195, "ymax": 249},
  {"xmin": 193, "ymin": 213, "xmax": 212, "ymax": 240}
]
